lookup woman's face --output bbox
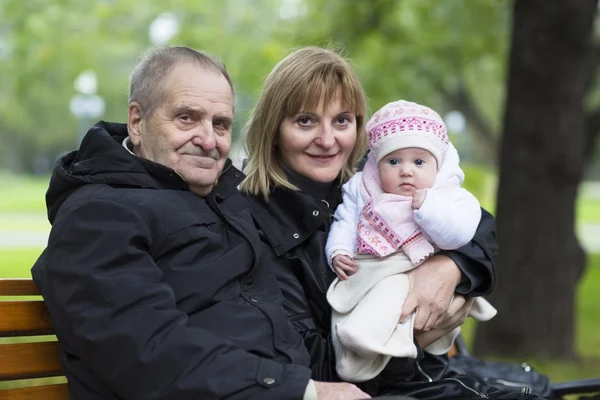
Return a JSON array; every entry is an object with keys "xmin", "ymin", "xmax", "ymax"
[{"xmin": 277, "ymin": 89, "xmax": 357, "ymax": 183}]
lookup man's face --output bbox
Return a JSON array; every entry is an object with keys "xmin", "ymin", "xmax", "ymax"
[{"xmin": 128, "ymin": 62, "xmax": 234, "ymax": 196}]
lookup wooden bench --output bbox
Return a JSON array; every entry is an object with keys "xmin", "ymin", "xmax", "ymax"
[
  {"xmin": 0, "ymin": 277, "xmax": 465, "ymax": 400},
  {"xmin": 0, "ymin": 278, "xmax": 68, "ymax": 400}
]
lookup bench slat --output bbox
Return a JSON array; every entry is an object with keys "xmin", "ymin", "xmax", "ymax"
[
  {"xmin": 0, "ymin": 302, "xmax": 53, "ymax": 337},
  {"xmin": 0, "ymin": 383, "xmax": 68, "ymax": 400},
  {"xmin": 448, "ymin": 344, "xmax": 458, "ymax": 357},
  {"xmin": 0, "ymin": 342, "xmax": 62, "ymax": 381},
  {"xmin": 0, "ymin": 279, "xmax": 40, "ymax": 296}
]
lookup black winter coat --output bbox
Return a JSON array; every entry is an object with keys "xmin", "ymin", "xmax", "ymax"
[
  {"xmin": 31, "ymin": 122, "xmax": 312, "ymax": 400},
  {"xmin": 246, "ymin": 169, "xmax": 498, "ymax": 388}
]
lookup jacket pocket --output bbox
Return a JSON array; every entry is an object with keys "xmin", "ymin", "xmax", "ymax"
[{"xmin": 289, "ymin": 313, "xmax": 317, "ymax": 329}]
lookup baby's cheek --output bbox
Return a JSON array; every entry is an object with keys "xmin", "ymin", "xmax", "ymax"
[
  {"xmin": 424, "ymin": 170, "xmax": 437, "ymax": 188},
  {"xmin": 380, "ymin": 172, "xmax": 397, "ymax": 192}
]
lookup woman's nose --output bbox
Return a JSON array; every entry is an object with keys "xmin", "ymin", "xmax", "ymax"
[{"xmin": 314, "ymin": 125, "xmax": 335, "ymax": 149}]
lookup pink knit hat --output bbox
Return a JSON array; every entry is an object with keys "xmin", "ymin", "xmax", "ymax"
[{"xmin": 366, "ymin": 100, "xmax": 449, "ymax": 166}]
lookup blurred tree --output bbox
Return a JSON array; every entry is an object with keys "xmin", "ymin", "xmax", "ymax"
[
  {"xmin": 288, "ymin": 0, "xmax": 511, "ymax": 165},
  {"xmin": 0, "ymin": 0, "xmax": 152, "ymax": 171},
  {"xmin": 1, "ymin": 0, "xmax": 598, "ymax": 176},
  {"xmin": 474, "ymin": 0, "xmax": 597, "ymax": 358},
  {"xmin": 0, "ymin": 0, "xmax": 289, "ymax": 172}
]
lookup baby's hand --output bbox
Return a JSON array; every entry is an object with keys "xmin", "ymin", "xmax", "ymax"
[
  {"xmin": 412, "ymin": 189, "xmax": 427, "ymax": 210},
  {"xmin": 332, "ymin": 254, "xmax": 357, "ymax": 280}
]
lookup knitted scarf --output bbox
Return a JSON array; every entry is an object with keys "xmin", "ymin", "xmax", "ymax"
[{"xmin": 356, "ymin": 153, "xmax": 435, "ymax": 265}]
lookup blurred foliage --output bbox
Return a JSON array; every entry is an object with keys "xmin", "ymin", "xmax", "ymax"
[
  {"xmin": 461, "ymin": 163, "xmax": 497, "ymax": 211},
  {"xmin": 294, "ymin": 0, "xmax": 508, "ymax": 140},
  {"xmin": 0, "ymin": 0, "xmax": 599, "ymax": 173},
  {"xmin": 0, "ymin": 0, "xmax": 290, "ymax": 171}
]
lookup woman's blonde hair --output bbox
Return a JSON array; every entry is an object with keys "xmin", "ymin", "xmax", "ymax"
[{"xmin": 240, "ymin": 46, "xmax": 368, "ymax": 200}]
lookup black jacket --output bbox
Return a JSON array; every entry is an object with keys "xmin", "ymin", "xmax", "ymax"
[
  {"xmin": 31, "ymin": 122, "xmax": 312, "ymax": 400},
  {"xmin": 246, "ymin": 169, "xmax": 498, "ymax": 386}
]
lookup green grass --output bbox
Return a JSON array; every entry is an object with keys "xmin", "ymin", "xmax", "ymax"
[
  {"xmin": 0, "ymin": 173, "xmax": 49, "ymax": 213},
  {"xmin": 578, "ymin": 197, "xmax": 600, "ymax": 224},
  {"xmin": 0, "ymin": 248, "xmax": 44, "ymax": 277},
  {"xmin": 0, "ymin": 173, "xmax": 50, "ymax": 231},
  {"xmin": 0, "ymin": 212, "xmax": 50, "ymax": 231}
]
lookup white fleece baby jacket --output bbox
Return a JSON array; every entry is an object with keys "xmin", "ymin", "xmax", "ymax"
[{"xmin": 325, "ymin": 143, "xmax": 497, "ymax": 382}]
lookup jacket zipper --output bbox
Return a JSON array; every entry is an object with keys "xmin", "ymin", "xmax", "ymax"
[
  {"xmin": 289, "ymin": 313, "xmax": 313, "ymax": 323},
  {"xmin": 416, "ymin": 360, "xmax": 488, "ymax": 398},
  {"xmin": 483, "ymin": 378, "xmax": 533, "ymax": 394},
  {"xmin": 444, "ymin": 378, "xmax": 488, "ymax": 398},
  {"xmin": 416, "ymin": 360, "xmax": 433, "ymax": 383}
]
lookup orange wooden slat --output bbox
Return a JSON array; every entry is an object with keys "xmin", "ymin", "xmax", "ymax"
[
  {"xmin": 0, "ymin": 342, "xmax": 62, "ymax": 381},
  {"xmin": 0, "ymin": 280, "xmax": 40, "ymax": 297},
  {"xmin": 0, "ymin": 383, "xmax": 69, "ymax": 400},
  {"xmin": 448, "ymin": 343, "xmax": 458, "ymax": 358},
  {"xmin": 0, "ymin": 302, "xmax": 53, "ymax": 337}
]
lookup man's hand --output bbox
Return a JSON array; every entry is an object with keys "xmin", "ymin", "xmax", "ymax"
[
  {"xmin": 314, "ymin": 381, "xmax": 371, "ymax": 399},
  {"xmin": 332, "ymin": 254, "xmax": 357, "ymax": 280},
  {"xmin": 411, "ymin": 189, "xmax": 427, "ymax": 210},
  {"xmin": 400, "ymin": 255, "xmax": 462, "ymax": 331},
  {"xmin": 414, "ymin": 295, "xmax": 474, "ymax": 348}
]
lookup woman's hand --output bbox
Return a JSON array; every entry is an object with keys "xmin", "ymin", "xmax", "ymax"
[
  {"xmin": 414, "ymin": 295, "xmax": 474, "ymax": 348},
  {"xmin": 399, "ymin": 254, "xmax": 463, "ymax": 331}
]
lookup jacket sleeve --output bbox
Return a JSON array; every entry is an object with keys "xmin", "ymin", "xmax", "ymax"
[
  {"xmin": 413, "ymin": 186, "xmax": 481, "ymax": 250},
  {"xmin": 36, "ymin": 196, "xmax": 311, "ymax": 400},
  {"xmin": 418, "ymin": 142, "xmax": 495, "ymax": 296},
  {"xmin": 414, "ymin": 142, "xmax": 481, "ymax": 249},
  {"xmin": 325, "ymin": 173, "xmax": 363, "ymax": 266},
  {"xmin": 438, "ymin": 208, "xmax": 497, "ymax": 296}
]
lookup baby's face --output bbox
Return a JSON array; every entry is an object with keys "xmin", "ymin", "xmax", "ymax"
[{"xmin": 378, "ymin": 148, "xmax": 437, "ymax": 196}]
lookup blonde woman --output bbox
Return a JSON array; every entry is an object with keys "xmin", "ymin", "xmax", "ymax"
[{"xmin": 239, "ymin": 47, "xmax": 539, "ymax": 400}]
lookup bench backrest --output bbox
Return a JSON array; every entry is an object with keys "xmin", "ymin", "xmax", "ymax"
[
  {"xmin": 0, "ymin": 278, "xmax": 68, "ymax": 400},
  {"xmin": 0, "ymin": 278, "xmax": 460, "ymax": 400}
]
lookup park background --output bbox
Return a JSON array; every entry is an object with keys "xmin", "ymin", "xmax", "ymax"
[{"xmin": 1, "ymin": 0, "xmax": 599, "ymax": 391}]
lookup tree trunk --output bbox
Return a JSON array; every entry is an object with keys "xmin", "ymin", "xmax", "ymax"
[
  {"xmin": 474, "ymin": 0, "xmax": 596, "ymax": 359},
  {"xmin": 584, "ymin": 109, "xmax": 600, "ymax": 171}
]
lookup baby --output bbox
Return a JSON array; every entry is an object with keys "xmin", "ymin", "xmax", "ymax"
[{"xmin": 325, "ymin": 100, "xmax": 496, "ymax": 382}]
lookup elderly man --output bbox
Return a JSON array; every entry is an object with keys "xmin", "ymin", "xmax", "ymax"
[{"xmin": 31, "ymin": 46, "xmax": 372, "ymax": 400}]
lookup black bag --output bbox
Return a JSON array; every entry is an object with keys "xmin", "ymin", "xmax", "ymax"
[{"xmin": 447, "ymin": 354, "xmax": 552, "ymax": 398}]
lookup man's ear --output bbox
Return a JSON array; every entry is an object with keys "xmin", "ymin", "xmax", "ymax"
[{"xmin": 127, "ymin": 102, "xmax": 143, "ymax": 146}]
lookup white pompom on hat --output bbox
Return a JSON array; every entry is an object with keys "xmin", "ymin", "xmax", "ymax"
[{"xmin": 366, "ymin": 100, "xmax": 449, "ymax": 166}]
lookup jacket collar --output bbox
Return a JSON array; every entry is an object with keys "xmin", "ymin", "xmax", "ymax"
[
  {"xmin": 118, "ymin": 131, "xmax": 242, "ymax": 195},
  {"xmin": 208, "ymin": 159, "xmax": 244, "ymax": 201},
  {"xmin": 247, "ymin": 181, "xmax": 342, "ymax": 256}
]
